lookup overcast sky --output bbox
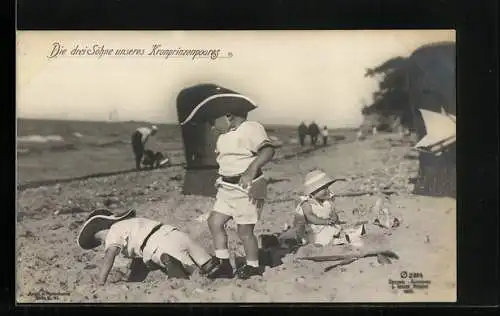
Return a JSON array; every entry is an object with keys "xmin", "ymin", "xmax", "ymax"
[{"xmin": 17, "ymin": 30, "xmax": 455, "ymax": 128}]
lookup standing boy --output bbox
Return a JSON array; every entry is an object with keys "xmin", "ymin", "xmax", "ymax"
[
  {"xmin": 207, "ymin": 108, "xmax": 276, "ymax": 279},
  {"xmin": 176, "ymin": 85, "xmax": 277, "ymax": 279}
]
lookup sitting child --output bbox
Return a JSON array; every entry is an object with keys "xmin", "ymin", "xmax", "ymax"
[
  {"xmin": 77, "ymin": 208, "xmax": 218, "ymax": 285},
  {"xmin": 293, "ymin": 169, "xmax": 364, "ymax": 246}
]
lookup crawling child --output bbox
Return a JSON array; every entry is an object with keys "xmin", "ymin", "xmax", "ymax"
[{"xmin": 77, "ymin": 208, "xmax": 218, "ymax": 285}]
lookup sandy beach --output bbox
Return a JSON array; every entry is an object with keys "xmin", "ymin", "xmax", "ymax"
[{"xmin": 16, "ymin": 132, "xmax": 456, "ymax": 303}]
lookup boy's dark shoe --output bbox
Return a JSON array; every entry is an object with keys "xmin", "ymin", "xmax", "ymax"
[
  {"xmin": 236, "ymin": 264, "xmax": 263, "ymax": 280},
  {"xmin": 206, "ymin": 258, "xmax": 234, "ymax": 279}
]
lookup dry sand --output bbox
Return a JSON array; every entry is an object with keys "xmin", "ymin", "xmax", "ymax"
[{"xmin": 16, "ymin": 134, "xmax": 456, "ymax": 303}]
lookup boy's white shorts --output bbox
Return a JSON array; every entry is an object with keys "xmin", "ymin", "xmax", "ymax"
[
  {"xmin": 212, "ymin": 183, "xmax": 265, "ymax": 225},
  {"xmin": 142, "ymin": 227, "xmax": 211, "ymax": 268}
]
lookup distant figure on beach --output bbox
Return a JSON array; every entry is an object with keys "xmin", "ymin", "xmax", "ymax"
[
  {"xmin": 308, "ymin": 121, "xmax": 320, "ymax": 146},
  {"xmin": 321, "ymin": 126, "xmax": 329, "ymax": 146},
  {"xmin": 131, "ymin": 125, "xmax": 157, "ymax": 170},
  {"xmin": 356, "ymin": 129, "xmax": 364, "ymax": 141},
  {"xmin": 141, "ymin": 150, "xmax": 170, "ymax": 170},
  {"xmin": 298, "ymin": 122, "xmax": 308, "ymax": 146}
]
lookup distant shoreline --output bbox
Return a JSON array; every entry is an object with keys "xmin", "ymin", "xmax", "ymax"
[
  {"xmin": 16, "ymin": 117, "xmax": 358, "ymax": 131},
  {"xmin": 17, "ymin": 117, "xmax": 167, "ymax": 126}
]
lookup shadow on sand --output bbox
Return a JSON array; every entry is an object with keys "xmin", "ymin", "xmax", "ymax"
[{"xmin": 124, "ymin": 241, "xmax": 299, "ymax": 283}]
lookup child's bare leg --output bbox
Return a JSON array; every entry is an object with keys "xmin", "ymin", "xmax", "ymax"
[
  {"xmin": 237, "ymin": 224, "xmax": 259, "ymax": 264},
  {"xmin": 207, "ymin": 211, "xmax": 234, "ymax": 279},
  {"xmin": 235, "ymin": 223, "xmax": 264, "ymax": 279},
  {"xmin": 208, "ymin": 211, "xmax": 232, "ymax": 254}
]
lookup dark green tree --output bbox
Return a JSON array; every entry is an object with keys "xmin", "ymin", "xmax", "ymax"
[
  {"xmin": 363, "ymin": 56, "xmax": 413, "ymax": 130},
  {"xmin": 363, "ymin": 41, "xmax": 456, "ymax": 133}
]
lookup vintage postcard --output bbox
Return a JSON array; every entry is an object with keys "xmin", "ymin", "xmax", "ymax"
[{"xmin": 16, "ymin": 30, "xmax": 456, "ymax": 303}]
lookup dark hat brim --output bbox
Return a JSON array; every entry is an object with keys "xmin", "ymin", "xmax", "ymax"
[
  {"xmin": 85, "ymin": 208, "xmax": 114, "ymax": 221},
  {"xmin": 180, "ymin": 95, "xmax": 257, "ymax": 125},
  {"xmin": 77, "ymin": 209, "xmax": 136, "ymax": 250}
]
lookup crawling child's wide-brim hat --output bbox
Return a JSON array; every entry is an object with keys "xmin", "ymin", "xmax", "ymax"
[
  {"xmin": 77, "ymin": 208, "xmax": 136, "ymax": 250},
  {"xmin": 177, "ymin": 84, "xmax": 258, "ymax": 126},
  {"xmin": 304, "ymin": 170, "xmax": 344, "ymax": 196}
]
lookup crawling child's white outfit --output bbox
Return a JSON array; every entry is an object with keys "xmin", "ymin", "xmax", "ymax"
[
  {"xmin": 104, "ymin": 218, "xmax": 211, "ymax": 268},
  {"xmin": 295, "ymin": 196, "xmax": 344, "ymax": 246}
]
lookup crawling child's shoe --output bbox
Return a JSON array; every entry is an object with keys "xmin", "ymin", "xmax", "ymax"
[
  {"xmin": 206, "ymin": 258, "xmax": 234, "ymax": 279},
  {"xmin": 199, "ymin": 256, "xmax": 220, "ymax": 275}
]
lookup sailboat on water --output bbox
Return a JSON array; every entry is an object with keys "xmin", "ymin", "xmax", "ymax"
[{"xmin": 108, "ymin": 109, "xmax": 119, "ymax": 122}]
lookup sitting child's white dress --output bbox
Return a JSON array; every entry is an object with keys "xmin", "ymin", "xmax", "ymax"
[{"xmin": 295, "ymin": 196, "xmax": 346, "ymax": 246}]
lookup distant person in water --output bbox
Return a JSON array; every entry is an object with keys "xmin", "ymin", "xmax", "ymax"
[
  {"xmin": 131, "ymin": 125, "xmax": 157, "ymax": 170},
  {"xmin": 321, "ymin": 126, "xmax": 329, "ymax": 146},
  {"xmin": 308, "ymin": 121, "xmax": 320, "ymax": 146},
  {"xmin": 298, "ymin": 122, "xmax": 308, "ymax": 147}
]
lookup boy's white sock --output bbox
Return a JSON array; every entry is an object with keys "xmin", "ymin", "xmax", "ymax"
[
  {"xmin": 247, "ymin": 260, "xmax": 259, "ymax": 268},
  {"xmin": 215, "ymin": 249, "xmax": 230, "ymax": 259}
]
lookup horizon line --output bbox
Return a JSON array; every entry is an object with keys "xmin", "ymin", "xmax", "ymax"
[{"xmin": 16, "ymin": 116, "xmax": 360, "ymax": 129}]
